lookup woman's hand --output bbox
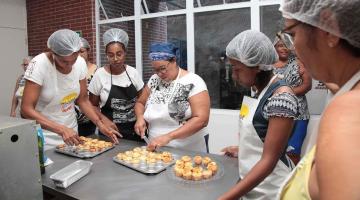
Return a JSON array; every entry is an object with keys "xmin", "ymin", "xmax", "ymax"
[
  {"xmin": 147, "ymin": 134, "xmax": 172, "ymax": 151},
  {"xmin": 134, "ymin": 117, "xmax": 147, "ymax": 138},
  {"xmin": 60, "ymin": 126, "xmax": 81, "ymax": 146},
  {"xmin": 221, "ymin": 146, "xmax": 239, "ymax": 158},
  {"xmin": 10, "ymin": 111, "xmax": 16, "ymax": 117},
  {"xmin": 101, "ymin": 116, "xmax": 119, "ymax": 133},
  {"xmin": 97, "ymin": 121, "xmax": 121, "ymax": 144}
]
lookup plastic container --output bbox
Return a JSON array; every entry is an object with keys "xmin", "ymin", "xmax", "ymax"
[{"xmin": 50, "ymin": 160, "xmax": 93, "ymax": 188}]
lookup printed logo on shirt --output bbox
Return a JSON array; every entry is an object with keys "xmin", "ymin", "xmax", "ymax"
[
  {"xmin": 60, "ymin": 92, "xmax": 78, "ymax": 112},
  {"xmin": 25, "ymin": 61, "xmax": 36, "ymax": 76},
  {"xmin": 239, "ymin": 103, "xmax": 249, "ymax": 119}
]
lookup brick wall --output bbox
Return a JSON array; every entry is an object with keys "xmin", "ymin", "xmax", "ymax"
[{"xmin": 26, "ymin": 0, "xmax": 96, "ymax": 63}]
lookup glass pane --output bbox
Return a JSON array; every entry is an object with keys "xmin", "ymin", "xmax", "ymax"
[
  {"xmin": 194, "ymin": 0, "xmax": 249, "ymax": 7},
  {"xmin": 142, "ymin": 15, "xmax": 187, "ymax": 83},
  {"xmin": 99, "ymin": 22, "xmax": 136, "ymax": 69},
  {"xmin": 99, "ymin": 0, "xmax": 134, "ymax": 20},
  {"xmin": 260, "ymin": 5, "xmax": 283, "ymax": 41},
  {"xmin": 195, "ymin": 8, "xmax": 251, "ymax": 109},
  {"xmin": 142, "ymin": 0, "xmax": 186, "ymax": 14}
]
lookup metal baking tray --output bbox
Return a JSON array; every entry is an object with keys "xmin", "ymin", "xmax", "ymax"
[
  {"xmin": 55, "ymin": 145, "xmax": 114, "ymax": 158},
  {"xmin": 113, "ymin": 156, "xmax": 176, "ymax": 174},
  {"xmin": 50, "ymin": 160, "xmax": 93, "ymax": 188}
]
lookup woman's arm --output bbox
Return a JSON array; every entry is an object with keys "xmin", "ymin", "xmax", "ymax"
[
  {"xmin": 77, "ymin": 79, "xmax": 120, "ymax": 143},
  {"xmin": 134, "ymin": 86, "xmax": 150, "ymax": 137},
  {"xmin": 21, "ymin": 80, "xmax": 81, "ymax": 145},
  {"xmin": 10, "ymin": 77, "xmax": 21, "ymax": 117},
  {"xmin": 219, "ymin": 117, "xmax": 294, "ymax": 200},
  {"xmin": 316, "ymin": 91, "xmax": 360, "ymax": 200},
  {"xmin": 292, "ymin": 59, "xmax": 312, "ymax": 96},
  {"xmin": 147, "ymin": 90, "xmax": 210, "ymax": 150}
]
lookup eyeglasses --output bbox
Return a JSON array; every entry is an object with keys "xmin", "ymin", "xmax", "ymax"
[
  {"xmin": 276, "ymin": 21, "xmax": 302, "ymax": 50},
  {"xmin": 153, "ymin": 62, "xmax": 170, "ymax": 75}
]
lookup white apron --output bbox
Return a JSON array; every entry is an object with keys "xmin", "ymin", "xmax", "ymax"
[
  {"xmin": 238, "ymin": 75, "xmax": 293, "ymax": 200},
  {"xmin": 40, "ymin": 63, "xmax": 80, "ymax": 151},
  {"xmin": 276, "ymin": 70, "xmax": 360, "ymax": 199},
  {"xmin": 144, "ymin": 69, "xmax": 207, "ymax": 152}
]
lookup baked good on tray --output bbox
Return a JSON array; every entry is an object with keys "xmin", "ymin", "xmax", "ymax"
[{"xmin": 173, "ymin": 155, "xmax": 218, "ymax": 181}]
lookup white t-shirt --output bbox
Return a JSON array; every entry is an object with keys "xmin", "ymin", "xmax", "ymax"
[
  {"xmin": 144, "ymin": 71, "xmax": 208, "ymax": 152},
  {"xmin": 24, "ymin": 53, "xmax": 87, "ymax": 149},
  {"xmin": 88, "ymin": 65, "xmax": 144, "ymax": 107}
]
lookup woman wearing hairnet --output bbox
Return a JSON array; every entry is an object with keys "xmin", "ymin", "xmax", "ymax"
[
  {"xmin": 88, "ymin": 28, "xmax": 144, "ymax": 142},
  {"xmin": 134, "ymin": 42, "xmax": 210, "ymax": 152},
  {"xmin": 277, "ymin": 0, "xmax": 360, "ymax": 199},
  {"xmin": 220, "ymin": 30, "xmax": 297, "ymax": 200},
  {"xmin": 21, "ymin": 29, "xmax": 120, "ymax": 150},
  {"xmin": 76, "ymin": 37, "xmax": 98, "ymax": 136}
]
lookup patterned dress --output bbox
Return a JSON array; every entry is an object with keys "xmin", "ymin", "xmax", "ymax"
[{"xmin": 273, "ymin": 55, "xmax": 310, "ymax": 120}]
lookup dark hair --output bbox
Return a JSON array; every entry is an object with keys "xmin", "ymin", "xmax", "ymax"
[
  {"xmin": 255, "ymin": 70, "xmax": 273, "ymax": 89},
  {"xmin": 105, "ymin": 41, "xmax": 126, "ymax": 53},
  {"xmin": 339, "ymin": 39, "xmax": 360, "ymax": 57}
]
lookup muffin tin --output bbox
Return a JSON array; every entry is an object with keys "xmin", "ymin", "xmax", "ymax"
[
  {"xmin": 113, "ymin": 146, "xmax": 177, "ymax": 174},
  {"xmin": 167, "ymin": 155, "xmax": 225, "ymax": 184},
  {"xmin": 55, "ymin": 137, "xmax": 114, "ymax": 158}
]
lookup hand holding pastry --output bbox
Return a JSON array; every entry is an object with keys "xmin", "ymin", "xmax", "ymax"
[
  {"xmin": 96, "ymin": 120, "xmax": 121, "ymax": 144},
  {"xmin": 60, "ymin": 126, "xmax": 81, "ymax": 146},
  {"xmin": 147, "ymin": 134, "xmax": 172, "ymax": 151},
  {"xmin": 134, "ymin": 117, "xmax": 147, "ymax": 138},
  {"xmin": 101, "ymin": 116, "xmax": 119, "ymax": 133},
  {"xmin": 221, "ymin": 146, "xmax": 239, "ymax": 158}
]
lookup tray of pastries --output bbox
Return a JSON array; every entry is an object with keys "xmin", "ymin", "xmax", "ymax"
[
  {"xmin": 113, "ymin": 146, "xmax": 177, "ymax": 174},
  {"xmin": 167, "ymin": 155, "xmax": 224, "ymax": 184},
  {"xmin": 55, "ymin": 136, "xmax": 115, "ymax": 158}
]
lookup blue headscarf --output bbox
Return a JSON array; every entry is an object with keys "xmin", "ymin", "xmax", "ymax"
[{"xmin": 149, "ymin": 42, "xmax": 178, "ymax": 61}]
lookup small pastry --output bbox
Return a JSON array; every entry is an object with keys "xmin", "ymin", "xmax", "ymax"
[
  {"xmin": 57, "ymin": 144, "xmax": 65, "ymax": 149},
  {"xmin": 181, "ymin": 155, "xmax": 191, "ymax": 162},
  {"xmin": 193, "ymin": 155, "xmax": 202, "ymax": 165},
  {"xmin": 125, "ymin": 151, "xmax": 133, "ymax": 157},
  {"xmin": 202, "ymin": 170, "xmax": 213, "ymax": 179},
  {"xmin": 174, "ymin": 166, "xmax": 184, "ymax": 177},
  {"xmin": 192, "ymin": 172, "xmax": 203, "ymax": 181},
  {"xmin": 116, "ymin": 153, "xmax": 124, "ymax": 160},
  {"xmin": 192, "ymin": 166, "xmax": 203, "ymax": 173},
  {"xmin": 175, "ymin": 160, "xmax": 184, "ymax": 168},
  {"xmin": 202, "ymin": 156, "xmax": 212, "ymax": 165},
  {"xmin": 162, "ymin": 156, "xmax": 172, "ymax": 163},
  {"xmin": 207, "ymin": 161, "xmax": 218, "ymax": 173},
  {"xmin": 123, "ymin": 156, "xmax": 132, "ymax": 163},
  {"xmin": 133, "ymin": 147, "xmax": 141, "ymax": 152},
  {"xmin": 182, "ymin": 170, "xmax": 192, "ymax": 180},
  {"xmin": 132, "ymin": 152, "xmax": 141, "ymax": 158}
]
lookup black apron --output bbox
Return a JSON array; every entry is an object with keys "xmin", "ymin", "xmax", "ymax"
[{"xmin": 100, "ymin": 66, "xmax": 143, "ymax": 142}]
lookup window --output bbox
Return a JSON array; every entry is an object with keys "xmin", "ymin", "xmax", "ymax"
[
  {"xmin": 142, "ymin": 0, "xmax": 186, "ymax": 14},
  {"xmin": 194, "ymin": 8, "xmax": 251, "ymax": 109},
  {"xmin": 194, "ymin": 0, "xmax": 249, "ymax": 7},
  {"xmin": 260, "ymin": 5, "xmax": 283, "ymax": 41},
  {"xmin": 98, "ymin": 0, "xmax": 134, "ymax": 20}
]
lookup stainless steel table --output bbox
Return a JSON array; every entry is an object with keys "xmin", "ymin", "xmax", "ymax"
[{"xmin": 42, "ymin": 139, "xmax": 239, "ymax": 200}]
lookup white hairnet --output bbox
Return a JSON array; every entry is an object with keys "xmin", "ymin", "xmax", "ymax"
[
  {"xmin": 47, "ymin": 29, "xmax": 81, "ymax": 56},
  {"xmin": 226, "ymin": 30, "xmax": 278, "ymax": 70},
  {"xmin": 80, "ymin": 37, "xmax": 91, "ymax": 49},
  {"xmin": 103, "ymin": 28, "xmax": 129, "ymax": 48},
  {"xmin": 281, "ymin": 0, "xmax": 360, "ymax": 48}
]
